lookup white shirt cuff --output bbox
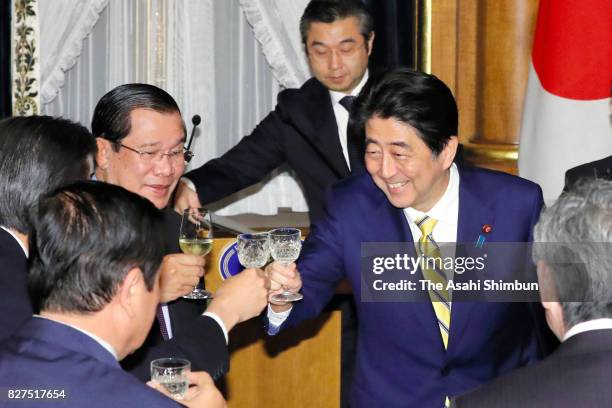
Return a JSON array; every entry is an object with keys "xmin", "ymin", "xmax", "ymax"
[
  {"xmin": 202, "ymin": 311, "xmax": 228, "ymax": 344},
  {"xmin": 267, "ymin": 304, "xmax": 292, "ymax": 331},
  {"xmin": 181, "ymin": 177, "xmax": 197, "ymax": 193}
]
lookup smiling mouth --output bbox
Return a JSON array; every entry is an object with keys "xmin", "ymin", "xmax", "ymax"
[{"xmin": 387, "ymin": 181, "xmax": 408, "ymax": 190}]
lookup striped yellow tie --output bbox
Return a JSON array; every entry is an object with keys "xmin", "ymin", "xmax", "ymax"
[
  {"xmin": 416, "ymin": 216, "xmax": 451, "ymax": 349},
  {"xmin": 417, "ymin": 216, "xmax": 452, "ymax": 407}
]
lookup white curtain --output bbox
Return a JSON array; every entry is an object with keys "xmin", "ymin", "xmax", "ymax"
[
  {"xmin": 39, "ymin": 0, "xmax": 108, "ymax": 105},
  {"xmin": 43, "ymin": 0, "xmax": 172, "ymax": 119},
  {"xmin": 41, "ymin": 0, "xmax": 308, "ymax": 215},
  {"xmin": 238, "ymin": 0, "xmax": 310, "ymax": 88},
  {"xmin": 203, "ymin": 0, "xmax": 307, "ymax": 215}
]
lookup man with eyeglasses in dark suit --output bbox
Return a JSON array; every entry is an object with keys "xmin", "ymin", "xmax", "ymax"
[{"xmin": 92, "ymin": 83, "xmax": 271, "ymax": 382}]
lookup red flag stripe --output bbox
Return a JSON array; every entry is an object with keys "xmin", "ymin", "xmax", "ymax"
[{"xmin": 532, "ymin": 0, "xmax": 612, "ymax": 100}]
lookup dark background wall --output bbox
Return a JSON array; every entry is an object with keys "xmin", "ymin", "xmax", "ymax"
[{"xmin": 363, "ymin": 0, "xmax": 415, "ymax": 70}]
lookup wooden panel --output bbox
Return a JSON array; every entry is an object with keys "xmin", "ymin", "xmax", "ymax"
[
  {"xmin": 456, "ymin": 0, "xmax": 479, "ymax": 145},
  {"xmin": 206, "ymin": 239, "xmax": 341, "ymax": 408},
  {"xmin": 474, "ymin": 0, "xmax": 538, "ymax": 145},
  {"xmin": 430, "ymin": 0, "xmax": 458, "ymax": 92},
  {"xmin": 429, "ymin": 0, "xmax": 539, "ymax": 174}
]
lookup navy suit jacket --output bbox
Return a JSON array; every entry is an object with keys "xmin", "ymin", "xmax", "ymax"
[
  {"xmin": 0, "ymin": 228, "xmax": 32, "ymax": 343},
  {"xmin": 277, "ymin": 166, "xmax": 552, "ymax": 407},
  {"xmin": 0, "ymin": 317, "xmax": 179, "ymax": 407},
  {"xmin": 185, "ymin": 77, "xmax": 361, "ymax": 223},
  {"xmin": 454, "ymin": 329, "xmax": 612, "ymax": 407}
]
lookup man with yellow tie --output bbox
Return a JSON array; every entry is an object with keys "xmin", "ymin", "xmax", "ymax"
[{"xmin": 266, "ymin": 68, "xmax": 555, "ymax": 407}]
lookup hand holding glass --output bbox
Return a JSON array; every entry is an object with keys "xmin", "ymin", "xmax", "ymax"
[
  {"xmin": 151, "ymin": 358, "xmax": 191, "ymax": 400},
  {"xmin": 269, "ymin": 228, "xmax": 303, "ymax": 302},
  {"xmin": 180, "ymin": 208, "xmax": 213, "ymax": 300}
]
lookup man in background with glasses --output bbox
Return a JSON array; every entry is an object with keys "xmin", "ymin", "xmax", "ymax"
[{"xmin": 92, "ymin": 83, "xmax": 270, "ymax": 382}]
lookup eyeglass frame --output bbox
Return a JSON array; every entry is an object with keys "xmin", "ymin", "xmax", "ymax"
[{"xmin": 115, "ymin": 142, "xmax": 194, "ymax": 163}]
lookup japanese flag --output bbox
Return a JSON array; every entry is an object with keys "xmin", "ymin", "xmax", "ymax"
[{"xmin": 518, "ymin": 0, "xmax": 612, "ymax": 201}]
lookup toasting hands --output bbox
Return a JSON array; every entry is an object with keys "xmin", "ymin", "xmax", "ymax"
[
  {"xmin": 159, "ymin": 254, "xmax": 205, "ymax": 303},
  {"xmin": 265, "ymin": 262, "xmax": 302, "ymax": 312}
]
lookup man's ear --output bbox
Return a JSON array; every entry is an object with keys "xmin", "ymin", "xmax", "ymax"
[
  {"xmin": 366, "ymin": 32, "xmax": 375, "ymax": 56},
  {"xmin": 440, "ymin": 136, "xmax": 458, "ymax": 169},
  {"xmin": 537, "ymin": 260, "xmax": 557, "ymax": 303},
  {"xmin": 117, "ymin": 267, "xmax": 143, "ymax": 319},
  {"xmin": 95, "ymin": 138, "xmax": 112, "ymax": 170},
  {"xmin": 537, "ymin": 260, "xmax": 566, "ymax": 339}
]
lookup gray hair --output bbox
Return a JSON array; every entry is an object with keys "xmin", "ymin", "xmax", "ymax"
[{"xmin": 533, "ymin": 179, "xmax": 612, "ymax": 328}]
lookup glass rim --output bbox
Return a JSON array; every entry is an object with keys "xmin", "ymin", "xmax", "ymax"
[
  {"xmin": 237, "ymin": 232, "xmax": 270, "ymax": 240},
  {"xmin": 269, "ymin": 227, "xmax": 301, "ymax": 236},
  {"xmin": 150, "ymin": 357, "xmax": 191, "ymax": 369}
]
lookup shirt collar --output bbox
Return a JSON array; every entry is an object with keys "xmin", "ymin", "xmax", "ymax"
[
  {"xmin": 1, "ymin": 226, "xmax": 28, "ymax": 257},
  {"xmin": 34, "ymin": 315, "xmax": 119, "ymax": 360},
  {"xmin": 563, "ymin": 318, "xmax": 612, "ymax": 341},
  {"xmin": 329, "ymin": 70, "xmax": 370, "ymax": 106},
  {"xmin": 404, "ymin": 163, "xmax": 459, "ymax": 225}
]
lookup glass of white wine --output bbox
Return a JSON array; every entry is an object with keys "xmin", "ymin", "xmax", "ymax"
[
  {"xmin": 237, "ymin": 232, "xmax": 271, "ymax": 269},
  {"xmin": 180, "ymin": 208, "xmax": 213, "ymax": 300},
  {"xmin": 269, "ymin": 227, "xmax": 303, "ymax": 302},
  {"xmin": 151, "ymin": 358, "xmax": 191, "ymax": 400}
]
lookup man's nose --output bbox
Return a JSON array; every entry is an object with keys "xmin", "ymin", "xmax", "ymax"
[
  {"xmin": 153, "ymin": 154, "xmax": 176, "ymax": 177},
  {"xmin": 380, "ymin": 154, "xmax": 396, "ymax": 179},
  {"xmin": 328, "ymin": 49, "xmax": 343, "ymax": 70}
]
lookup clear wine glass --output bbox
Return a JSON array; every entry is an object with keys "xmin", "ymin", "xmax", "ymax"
[
  {"xmin": 150, "ymin": 358, "xmax": 191, "ymax": 400},
  {"xmin": 237, "ymin": 232, "xmax": 271, "ymax": 269},
  {"xmin": 269, "ymin": 227, "xmax": 303, "ymax": 302},
  {"xmin": 179, "ymin": 208, "xmax": 213, "ymax": 300}
]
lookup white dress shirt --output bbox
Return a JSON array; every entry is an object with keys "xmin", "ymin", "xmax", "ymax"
[
  {"xmin": 1, "ymin": 225, "xmax": 28, "ymax": 257},
  {"xmin": 563, "ymin": 318, "xmax": 612, "ymax": 341},
  {"xmin": 329, "ymin": 71, "xmax": 369, "ymax": 170},
  {"xmin": 404, "ymin": 163, "xmax": 460, "ymax": 262}
]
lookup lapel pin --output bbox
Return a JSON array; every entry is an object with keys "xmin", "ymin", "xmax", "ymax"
[{"xmin": 475, "ymin": 225, "xmax": 492, "ymax": 248}]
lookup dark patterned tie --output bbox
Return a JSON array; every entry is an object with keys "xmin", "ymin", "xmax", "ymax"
[
  {"xmin": 156, "ymin": 305, "xmax": 170, "ymax": 340},
  {"xmin": 339, "ymin": 95, "xmax": 363, "ymax": 173},
  {"xmin": 339, "ymin": 95, "xmax": 355, "ymax": 112}
]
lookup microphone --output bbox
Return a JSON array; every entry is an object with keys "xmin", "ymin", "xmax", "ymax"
[{"xmin": 186, "ymin": 114, "xmax": 201, "ymax": 152}]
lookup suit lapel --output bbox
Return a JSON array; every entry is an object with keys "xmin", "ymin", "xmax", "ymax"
[
  {"xmin": 448, "ymin": 167, "xmax": 496, "ymax": 351},
  {"xmin": 373, "ymin": 195, "xmax": 446, "ymax": 350},
  {"xmin": 300, "ymin": 80, "xmax": 351, "ymax": 178}
]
